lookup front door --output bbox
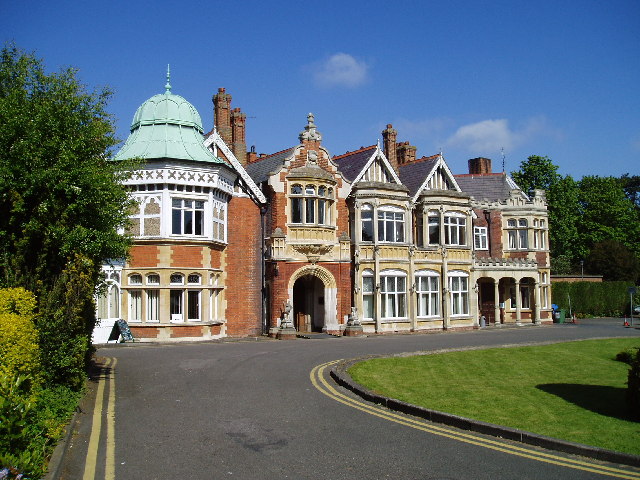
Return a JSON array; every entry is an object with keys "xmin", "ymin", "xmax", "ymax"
[
  {"xmin": 479, "ymin": 281, "xmax": 495, "ymax": 325},
  {"xmin": 293, "ymin": 275, "xmax": 325, "ymax": 332}
]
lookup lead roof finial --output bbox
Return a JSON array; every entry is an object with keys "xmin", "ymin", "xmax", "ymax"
[{"xmin": 165, "ymin": 64, "xmax": 172, "ymax": 94}]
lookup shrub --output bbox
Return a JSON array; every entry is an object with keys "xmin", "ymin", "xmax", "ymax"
[
  {"xmin": 628, "ymin": 349, "xmax": 640, "ymax": 420},
  {"xmin": 0, "ymin": 289, "xmax": 41, "ymax": 393},
  {"xmin": 616, "ymin": 348, "xmax": 639, "ymax": 365},
  {"xmin": 0, "ymin": 374, "xmax": 43, "ymax": 478}
]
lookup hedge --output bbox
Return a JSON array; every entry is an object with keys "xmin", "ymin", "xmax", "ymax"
[{"xmin": 551, "ymin": 281, "xmax": 636, "ymax": 317}]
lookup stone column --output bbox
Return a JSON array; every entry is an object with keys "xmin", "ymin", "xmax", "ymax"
[
  {"xmin": 442, "ymin": 247, "xmax": 450, "ymax": 330},
  {"xmin": 534, "ymin": 279, "xmax": 541, "ymax": 325},
  {"xmin": 515, "ymin": 279, "xmax": 522, "ymax": 325},
  {"xmin": 493, "ymin": 279, "xmax": 501, "ymax": 326}
]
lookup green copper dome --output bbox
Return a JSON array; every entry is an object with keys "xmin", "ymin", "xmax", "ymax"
[{"xmin": 114, "ymin": 70, "xmax": 223, "ymax": 164}]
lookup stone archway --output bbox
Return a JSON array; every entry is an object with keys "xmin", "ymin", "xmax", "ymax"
[{"xmin": 288, "ymin": 265, "xmax": 338, "ymax": 333}]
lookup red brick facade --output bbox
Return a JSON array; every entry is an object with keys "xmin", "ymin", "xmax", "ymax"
[
  {"xmin": 129, "ymin": 245, "xmax": 159, "ymax": 268},
  {"xmin": 225, "ymin": 195, "xmax": 263, "ymax": 336}
]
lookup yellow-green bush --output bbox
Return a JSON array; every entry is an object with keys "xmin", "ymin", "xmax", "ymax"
[
  {"xmin": 0, "ymin": 287, "xmax": 37, "ymax": 318},
  {"xmin": 0, "ymin": 288, "xmax": 41, "ymax": 389}
]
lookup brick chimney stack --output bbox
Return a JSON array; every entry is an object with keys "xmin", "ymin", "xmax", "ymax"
[
  {"xmin": 382, "ymin": 124, "xmax": 398, "ymax": 172},
  {"xmin": 231, "ymin": 107, "xmax": 247, "ymax": 165},
  {"xmin": 213, "ymin": 88, "xmax": 233, "ymax": 146},
  {"xmin": 397, "ymin": 142, "xmax": 417, "ymax": 165},
  {"xmin": 468, "ymin": 157, "xmax": 492, "ymax": 174}
]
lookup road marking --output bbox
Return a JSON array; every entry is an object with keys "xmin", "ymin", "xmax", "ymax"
[
  {"xmin": 82, "ymin": 357, "xmax": 117, "ymax": 480},
  {"xmin": 105, "ymin": 358, "xmax": 117, "ymax": 480},
  {"xmin": 310, "ymin": 360, "xmax": 640, "ymax": 480}
]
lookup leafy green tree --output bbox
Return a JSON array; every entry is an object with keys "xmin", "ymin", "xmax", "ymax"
[
  {"xmin": 512, "ymin": 155, "xmax": 581, "ymax": 270},
  {"xmin": 620, "ymin": 173, "xmax": 640, "ymax": 210},
  {"xmin": 511, "ymin": 155, "xmax": 560, "ymax": 193},
  {"xmin": 0, "ymin": 45, "xmax": 131, "ymax": 387},
  {"xmin": 577, "ymin": 176, "xmax": 640, "ymax": 258},
  {"xmin": 547, "ymin": 175, "xmax": 582, "ymax": 264},
  {"xmin": 586, "ymin": 240, "xmax": 640, "ymax": 282}
]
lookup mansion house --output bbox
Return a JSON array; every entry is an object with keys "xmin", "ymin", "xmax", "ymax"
[{"xmin": 95, "ymin": 81, "xmax": 551, "ymax": 342}]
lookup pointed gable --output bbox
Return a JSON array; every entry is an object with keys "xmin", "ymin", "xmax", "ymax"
[
  {"xmin": 399, "ymin": 154, "xmax": 462, "ymax": 202},
  {"xmin": 333, "ymin": 144, "xmax": 402, "ymax": 188}
]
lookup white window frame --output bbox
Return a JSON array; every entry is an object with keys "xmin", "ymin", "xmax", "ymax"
[
  {"xmin": 290, "ymin": 183, "xmax": 334, "ymax": 226},
  {"xmin": 415, "ymin": 270, "xmax": 439, "ymax": 318},
  {"xmin": 361, "ymin": 269, "xmax": 375, "ymax": 320},
  {"xmin": 449, "ymin": 271, "xmax": 469, "ymax": 316},
  {"xmin": 474, "ymin": 226, "xmax": 488, "ymax": 250},
  {"xmin": 444, "ymin": 212, "xmax": 466, "ymax": 246},
  {"xmin": 147, "ymin": 289, "xmax": 160, "ymax": 322},
  {"xmin": 377, "ymin": 206, "xmax": 405, "ymax": 243},
  {"xmin": 380, "ymin": 269, "xmax": 407, "ymax": 319},
  {"xmin": 172, "ymin": 198, "xmax": 205, "ymax": 236},
  {"xmin": 507, "ymin": 218, "xmax": 529, "ymax": 250},
  {"xmin": 361, "ymin": 204, "xmax": 374, "ymax": 242},
  {"xmin": 129, "ymin": 289, "xmax": 142, "ymax": 322}
]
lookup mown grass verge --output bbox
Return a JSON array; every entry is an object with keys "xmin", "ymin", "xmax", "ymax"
[{"xmin": 348, "ymin": 338, "xmax": 640, "ymax": 455}]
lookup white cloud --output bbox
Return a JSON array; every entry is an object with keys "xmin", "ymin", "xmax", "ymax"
[
  {"xmin": 446, "ymin": 116, "xmax": 554, "ymax": 154},
  {"xmin": 310, "ymin": 53, "xmax": 369, "ymax": 88}
]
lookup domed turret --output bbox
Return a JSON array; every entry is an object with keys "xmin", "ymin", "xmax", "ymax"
[{"xmin": 113, "ymin": 67, "xmax": 223, "ymax": 164}]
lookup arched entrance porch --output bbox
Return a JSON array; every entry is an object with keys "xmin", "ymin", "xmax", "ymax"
[{"xmin": 288, "ymin": 265, "xmax": 338, "ymax": 334}]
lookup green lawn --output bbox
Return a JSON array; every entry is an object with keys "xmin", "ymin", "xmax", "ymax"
[{"xmin": 348, "ymin": 338, "xmax": 640, "ymax": 455}]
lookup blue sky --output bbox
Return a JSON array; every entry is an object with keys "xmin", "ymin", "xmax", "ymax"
[{"xmin": 2, "ymin": 0, "xmax": 638, "ymax": 179}]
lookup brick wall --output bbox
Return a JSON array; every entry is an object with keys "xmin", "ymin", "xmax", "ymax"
[
  {"xmin": 171, "ymin": 245, "xmax": 205, "ymax": 268},
  {"xmin": 225, "ymin": 196, "xmax": 263, "ymax": 336},
  {"xmin": 129, "ymin": 245, "xmax": 159, "ymax": 268}
]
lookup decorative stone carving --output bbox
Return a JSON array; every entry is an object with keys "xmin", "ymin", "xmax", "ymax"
[
  {"xmin": 299, "ymin": 113, "xmax": 322, "ymax": 142},
  {"xmin": 292, "ymin": 243, "xmax": 333, "ymax": 264}
]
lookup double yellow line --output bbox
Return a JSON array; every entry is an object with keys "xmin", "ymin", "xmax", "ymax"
[
  {"xmin": 83, "ymin": 357, "xmax": 117, "ymax": 480},
  {"xmin": 310, "ymin": 360, "xmax": 640, "ymax": 480}
]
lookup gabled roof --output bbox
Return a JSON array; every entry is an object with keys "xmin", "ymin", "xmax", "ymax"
[
  {"xmin": 398, "ymin": 155, "xmax": 440, "ymax": 197},
  {"xmin": 454, "ymin": 173, "xmax": 527, "ymax": 202},
  {"xmin": 244, "ymin": 148, "xmax": 295, "ymax": 184},
  {"xmin": 333, "ymin": 145, "xmax": 376, "ymax": 182},
  {"xmin": 333, "ymin": 144, "xmax": 402, "ymax": 188},
  {"xmin": 399, "ymin": 154, "xmax": 462, "ymax": 202}
]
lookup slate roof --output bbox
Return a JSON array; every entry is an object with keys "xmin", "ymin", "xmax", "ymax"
[
  {"xmin": 454, "ymin": 173, "xmax": 518, "ymax": 202},
  {"xmin": 332, "ymin": 146, "xmax": 376, "ymax": 182},
  {"xmin": 398, "ymin": 155, "xmax": 439, "ymax": 197},
  {"xmin": 245, "ymin": 148, "xmax": 295, "ymax": 184}
]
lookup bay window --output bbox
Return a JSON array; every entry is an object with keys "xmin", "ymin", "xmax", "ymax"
[{"xmin": 290, "ymin": 184, "xmax": 333, "ymax": 225}]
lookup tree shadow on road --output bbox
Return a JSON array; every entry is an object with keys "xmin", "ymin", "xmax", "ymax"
[{"xmin": 536, "ymin": 383, "xmax": 633, "ymax": 421}]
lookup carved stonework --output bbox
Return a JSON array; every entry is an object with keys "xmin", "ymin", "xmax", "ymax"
[
  {"xmin": 299, "ymin": 113, "xmax": 322, "ymax": 142},
  {"xmin": 292, "ymin": 243, "xmax": 333, "ymax": 264}
]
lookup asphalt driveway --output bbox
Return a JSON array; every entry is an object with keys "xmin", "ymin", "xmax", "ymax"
[{"xmin": 57, "ymin": 319, "xmax": 640, "ymax": 480}]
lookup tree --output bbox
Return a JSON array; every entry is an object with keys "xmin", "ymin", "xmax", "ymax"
[
  {"xmin": 546, "ymin": 175, "xmax": 582, "ymax": 264},
  {"xmin": 586, "ymin": 240, "xmax": 640, "ymax": 282},
  {"xmin": 577, "ymin": 176, "xmax": 640, "ymax": 258},
  {"xmin": 0, "ymin": 45, "xmax": 132, "ymax": 387},
  {"xmin": 512, "ymin": 156, "xmax": 582, "ymax": 271},
  {"xmin": 511, "ymin": 155, "xmax": 560, "ymax": 193},
  {"xmin": 620, "ymin": 173, "xmax": 640, "ymax": 211}
]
